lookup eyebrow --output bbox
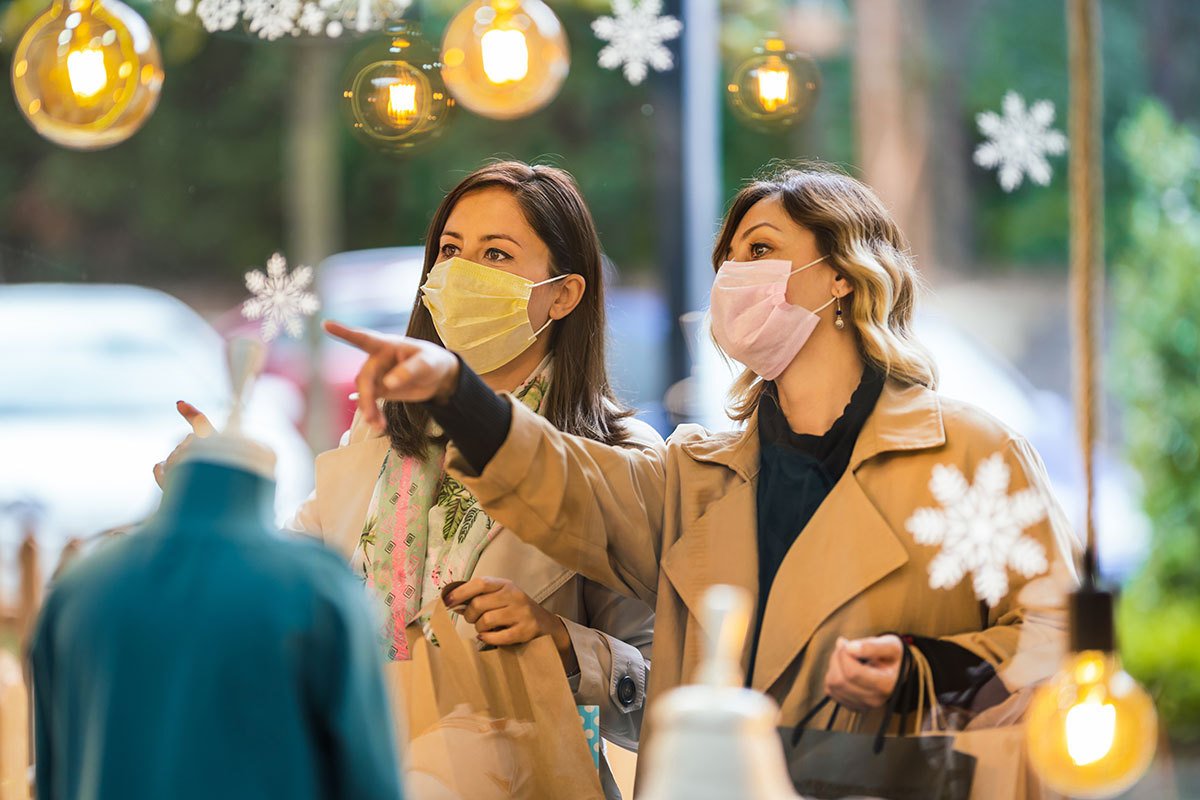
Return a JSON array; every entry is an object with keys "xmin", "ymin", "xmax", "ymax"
[
  {"xmin": 739, "ymin": 221, "xmax": 782, "ymax": 241},
  {"xmin": 440, "ymin": 231, "xmax": 523, "ymax": 248}
]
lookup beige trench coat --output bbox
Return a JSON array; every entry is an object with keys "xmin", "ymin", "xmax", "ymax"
[
  {"xmin": 289, "ymin": 412, "xmax": 659, "ymax": 797},
  {"xmin": 447, "ymin": 379, "xmax": 1080, "ymax": 755}
]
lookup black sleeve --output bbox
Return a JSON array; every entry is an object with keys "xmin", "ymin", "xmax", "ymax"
[
  {"xmin": 425, "ymin": 356, "xmax": 512, "ymax": 474},
  {"xmin": 895, "ymin": 635, "xmax": 998, "ymax": 713}
]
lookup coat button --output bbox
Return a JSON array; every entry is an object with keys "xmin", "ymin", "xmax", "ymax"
[{"xmin": 617, "ymin": 675, "xmax": 637, "ymax": 706}]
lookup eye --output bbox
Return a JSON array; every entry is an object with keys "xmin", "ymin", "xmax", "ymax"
[
  {"xmin": 749, "ymin": 242, "xmax": 772, "ymax": 259},
  {"xmin": 439, "ymin": 243, "xmax": 460, "ymax": 259},
  {"xmin": 483, "ymin": 247, "xmax": 512, "ymax": 262}
]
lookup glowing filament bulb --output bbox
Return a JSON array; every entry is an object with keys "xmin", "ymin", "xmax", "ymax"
[
  {"xmin": 480, "ymin": 28, "xmax": 529, "ymax": 84},
  {"xmin": 756, "ymin": 67, "xmax": 790, "ymax": 113},
  {"xmin": 1065, "ymin": 698, "xmax": 1117, "ymax": 766},
  {"xmin": 385, "ymin": 79, "xmax": 418, "ymax": 124},
  {"xmin": 67, "ymin": 46, "xmax": 108, "ymax": 99}
]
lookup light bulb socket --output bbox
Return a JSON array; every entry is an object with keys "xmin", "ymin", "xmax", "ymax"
[{"xmin": 1069, "ymin": 585, "xmax": 1114, "ymax": 653}]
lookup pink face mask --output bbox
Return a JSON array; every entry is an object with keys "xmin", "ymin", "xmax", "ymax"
[{"xmin": 709, "ymin": 256, "xmax": 836, "ymax": 380}]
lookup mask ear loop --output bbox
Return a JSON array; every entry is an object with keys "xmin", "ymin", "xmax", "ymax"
[
  {"xmin": 529, "ymin": 272, "xmax": 572, "ymax": 336},
  {"xmin": 785, "ymin": 255, "xmax": 839, "ymax": 318},
  {"xmin": 787, "ymin": 254, "xmax": 829, "ymax": 276}
]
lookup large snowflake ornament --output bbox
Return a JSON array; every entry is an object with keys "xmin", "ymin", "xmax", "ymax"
[
  {"xmin": 592, "ymin": 0, "xmax": 683, "ymax": 86},
  {"xmin": 974, "ymin": 92, "xmax": 1067, "ymax": 192},
  {"xmin": 242, "ymin": 253, "xmax": 320, "ymax": 342},
  {"xmin": 905, "ymin": 452, "xmax": 1049, "ymax": 608}
]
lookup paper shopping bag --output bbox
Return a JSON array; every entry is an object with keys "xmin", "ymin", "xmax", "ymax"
[{"xmin": 387, "ymin": 600, "xmax": 605, "ymax": 800}]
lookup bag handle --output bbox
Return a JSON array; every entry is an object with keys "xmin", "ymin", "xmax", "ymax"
[
  {"xmin": 789, "ymin": 641, "xmax": 915, "ymax": 754},
  {"xmin": 908, "ymin": 644, "xmax": 946, "ymax": 733}
]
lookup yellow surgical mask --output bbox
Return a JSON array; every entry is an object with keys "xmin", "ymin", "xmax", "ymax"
[{"xmin": 420, "ymin": 256, "xmax": 568, "ymax": 374}]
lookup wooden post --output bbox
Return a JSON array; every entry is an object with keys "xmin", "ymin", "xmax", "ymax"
[{"xmin": 852, "ymin": 0, "xmax": 935, "ymax": 272}]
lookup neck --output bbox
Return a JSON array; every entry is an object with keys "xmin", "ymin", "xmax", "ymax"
[
  {"xmin": 772, "ymin": 319, "xmax": 865, "ymax": 436},
  {"xmin": 155, "ymin": 460, "xmax": 276, "ymax": 534},
  {"xmin": 481, "ymin": 334, "xmax": 551, "ymax": 394}
]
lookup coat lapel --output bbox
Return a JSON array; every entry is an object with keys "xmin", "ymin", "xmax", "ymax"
[
  {"xmin": 661, "ymin": 423, "xmax": 761, "ymax": 668},
  {"xmin": 750, "ymin": 470, "xmax": 909, "ymax": 691},
  {"xmin": 751, "ymin": 380, "xmax": 946, "ymax": 692}
]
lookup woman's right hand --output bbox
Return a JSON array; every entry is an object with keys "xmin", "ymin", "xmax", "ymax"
[
  {"xmin": 323, "ymin": 320, "xmax": 461, "ymax": 430},
  {"xmin": 152, "ymin": 401, "xmax": 215, "ymax": 488}
]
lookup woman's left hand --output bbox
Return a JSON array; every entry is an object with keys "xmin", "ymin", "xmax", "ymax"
[
  {"xmin": 445, "ymin": 577, "xmax": 580, "ymax": 674},
  {"xmin": 823, "ymin": 634, "xmax": 905, "ymax": 712}
]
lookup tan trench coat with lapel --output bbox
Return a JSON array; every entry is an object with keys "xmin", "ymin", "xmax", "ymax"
[
  {"xmin": 447, "ymin": 379, "xmax": 1080, "ymax": 755},
  {"xmin": 287, "ymin": 411, "xmax": 659, "ymax": 796}
]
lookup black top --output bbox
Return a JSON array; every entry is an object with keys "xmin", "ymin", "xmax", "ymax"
[{"xmin": 747, "ymin": 367, "xmax": 885, "ymax": 682}]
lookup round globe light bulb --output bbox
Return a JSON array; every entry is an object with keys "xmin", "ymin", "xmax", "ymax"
[
  {"xmin": 1026, "ymin": 650, "xmax": 1158, "ymax": 799},
  {"xmin": 440, "ymin": 0, "xmax": 569, "ymax": 120},
  {"xmin": 342, "ymin": 22, "xmax": 454, "ymax": 152},
  {"xmin": 11, "ymin": 0, "xmax": 164, "ymax": 150},
  {"xmin": 726, "ymin": 37, "xmax": 820, "ymax": 131}
]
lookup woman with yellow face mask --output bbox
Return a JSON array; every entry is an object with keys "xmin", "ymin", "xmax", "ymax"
[{"xmin": 158, "ymin": 162, "xmax": 657, "ymax": 798}]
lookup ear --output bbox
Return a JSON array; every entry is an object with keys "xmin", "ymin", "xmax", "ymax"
[
  {"xmin": 548, "ymin": 274, "xmax": 586, "ymax": 320},
  {"xmin": 831, "ymin": 273, "xmax": 854, "ymax": 299}
]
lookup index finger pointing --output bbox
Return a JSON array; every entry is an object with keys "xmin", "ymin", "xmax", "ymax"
[{"xmin": 324, "ymin": 320, "xmax": 386, "ymax": 354}]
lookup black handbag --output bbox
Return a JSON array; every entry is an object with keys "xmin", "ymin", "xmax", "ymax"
[{"xmin": 778, "ymin": 644, "xmax": 977, "ymax": 800}]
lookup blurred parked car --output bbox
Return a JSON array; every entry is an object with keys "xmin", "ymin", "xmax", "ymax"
[{"xmin": 0, "ymin": 283, "xmax": 315, "ymax": 602}]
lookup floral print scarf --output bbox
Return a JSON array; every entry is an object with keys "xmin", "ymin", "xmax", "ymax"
[{"xmin": 359, "ymin": 357, "xmax": 552, "ymax": 660}]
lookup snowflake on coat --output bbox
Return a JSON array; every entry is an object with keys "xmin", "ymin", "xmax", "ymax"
[
  {"xmin": 905, "ymin": 451, "xmax": 1049, "ymax": 608},
  {"xmin": 242, "ymin": 252, "xmax": 320, "ymax": 341}
]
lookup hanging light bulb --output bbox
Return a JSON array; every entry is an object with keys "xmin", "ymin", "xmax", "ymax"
[
  {"xmin": 1026, "ymin": 588, "xmax": 1158, "ymax": 798},
  {"xmin": 342, "ymin": 21, "xmax": 454, "ymax": 152},
  {"xmin": 440, "ymin": 0, "xmax": 569, "ymax": 121},
  {"xmin": 726, "ymin": 37, "xmax": 820, "ymax": 132},
  {"xmin": 10, "ymin": 0, "xmax": 164, "ymax": 150}
]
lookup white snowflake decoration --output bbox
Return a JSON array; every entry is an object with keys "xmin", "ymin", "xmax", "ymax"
[
  {"xmin": 166, "ymin": 0, "xmax": 407, "ymax": 39},
  {"xmin": 905, "ymin": 452, "xmax": 1049, "ymax": 608},
  {"xmin": 974, "ymin": 91, "xmax": 1068, "ymax": 192},
  {"xmin": 592, "ymin": 0, "xmax": 683, "ymax": 86},
  {"xmin": 242, "ymin": 253, "xmax": 320, "ymax": 342},
  {"xmin": 245, "ymin": 0, "xmax": 301, "ymax": 40},
  {"xmin": 195, "ymin": 0, "xmax": 240, "ymax": 31}
]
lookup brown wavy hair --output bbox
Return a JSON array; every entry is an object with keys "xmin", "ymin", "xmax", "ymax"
[
  {"xmin": 385, "ymin": 161, "xmax": 631, "ymax": 457},
  {"xmin": 712, "ymin": 163, "xmax": 938, "ymax": 422}
]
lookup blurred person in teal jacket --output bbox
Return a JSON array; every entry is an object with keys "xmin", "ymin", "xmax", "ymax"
[{"xmin": 29, "ymin": 426, "xmax": 404, "ymax": 800}]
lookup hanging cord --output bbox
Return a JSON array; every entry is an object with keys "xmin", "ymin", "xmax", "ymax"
[{"xmin": 1067, "ymin": 0, "xmax": 1103, "ymax": 589}]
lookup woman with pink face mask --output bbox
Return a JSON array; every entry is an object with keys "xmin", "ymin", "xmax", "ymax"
[{"xmin": 325, "ymin": 164, "xmax": 1079, "ymax": 770}]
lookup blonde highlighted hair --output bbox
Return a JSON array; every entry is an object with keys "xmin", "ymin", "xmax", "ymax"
[{"xmin": 712, "ymin": 163, "xmax": 938, "ymax": 422}]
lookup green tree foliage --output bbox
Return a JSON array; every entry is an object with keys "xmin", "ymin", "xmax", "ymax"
[{"xmin": 1114, "ymin": 100, "xmax": 1200, "ymax": 742}]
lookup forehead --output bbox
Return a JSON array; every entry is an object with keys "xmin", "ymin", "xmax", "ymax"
[
  {"xmin": 443, "ymin": 186, "xmax": 534, "ymax": 235},
  {"xmin": 733, "ymin": 195, "xmax": 794, "ymax": 235}
]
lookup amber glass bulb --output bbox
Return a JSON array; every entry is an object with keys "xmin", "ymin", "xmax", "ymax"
[
  {"xmin": 440, "ymin": 0, "xmax": 569, "ymax": 120},
  {"xmin": 11, "ymin": 0, "xmax": 164, "ymax": 150},
  {"xmin": 342, "ymin": 22, "xmax": 454, "ymax": 152},
  {"xmin": 1026, "ymin": 650, "xmax": 1158, "ymax": 798},
  {"xmin": 726, "ymin": 37, "xmax": 819, "ymax": 131}
]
